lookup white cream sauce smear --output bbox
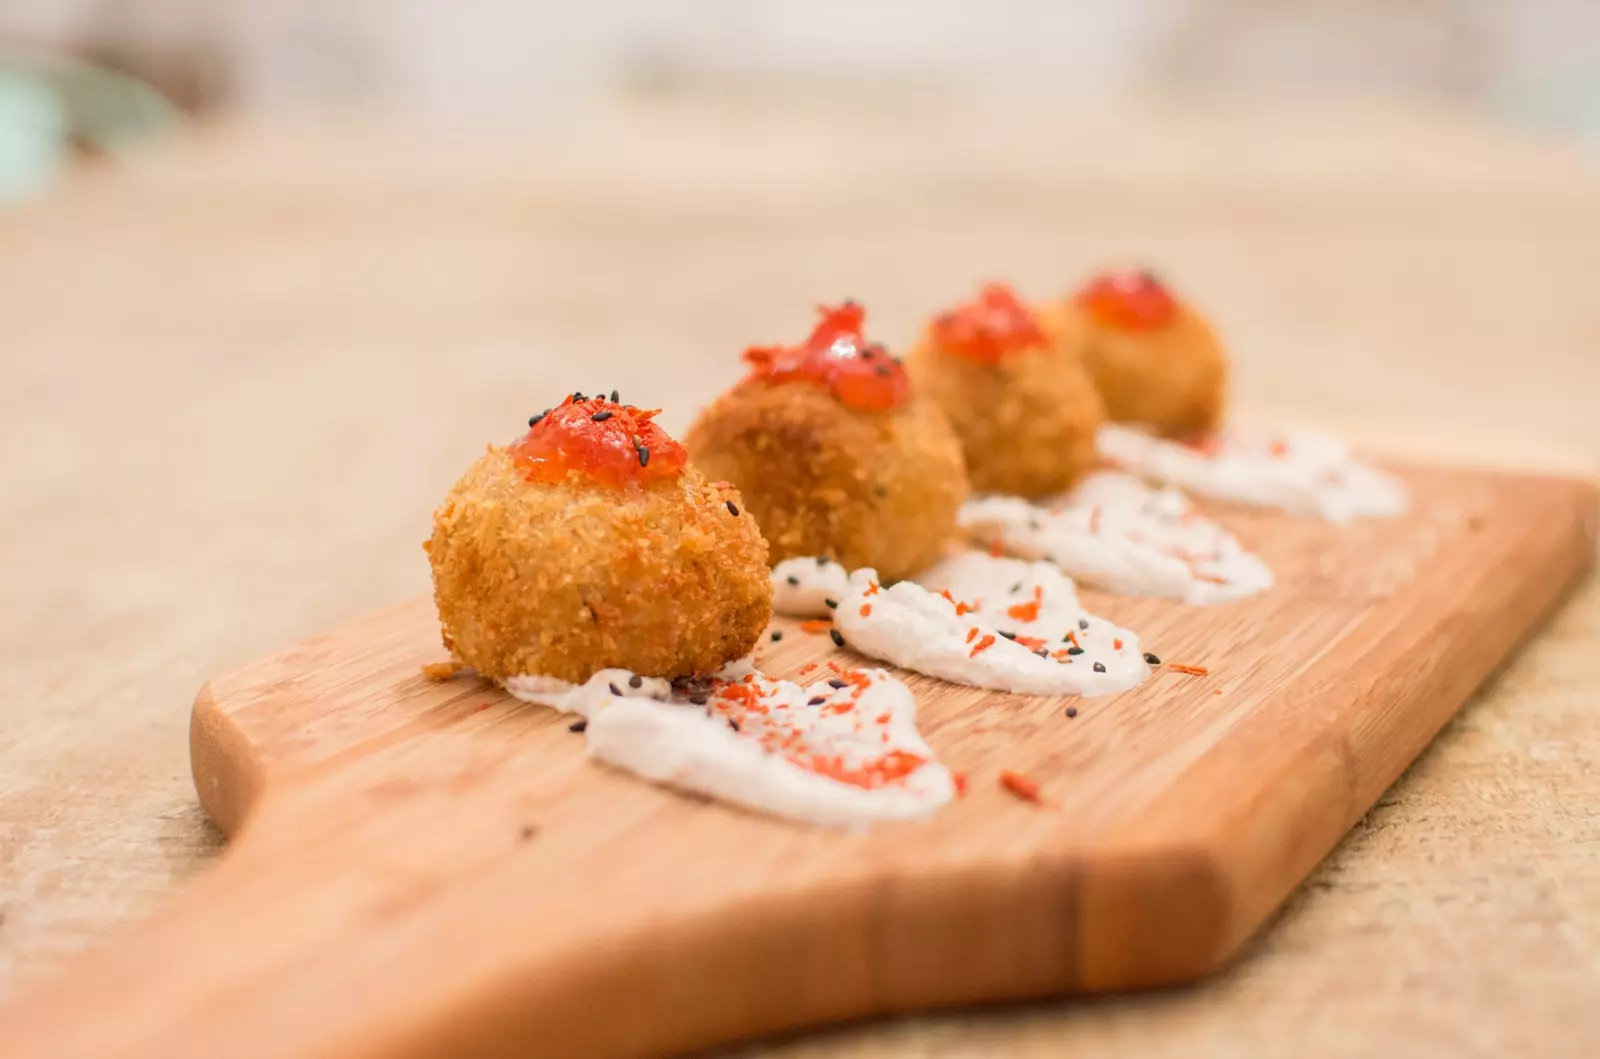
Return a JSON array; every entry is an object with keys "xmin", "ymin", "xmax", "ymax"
[
  {"xmin": 1098, "ymin": 423, "xmax": 1405, "ymax": 523},
  {"xmin": 504, "ymin": 660, "xmax": 953, "ymax": 828},
  {"xmin": 771, "ymin": 556, "xmax": 853, "ymax": 618},
  {"xmin": 959, "ymin": 470, "xmax": 1273, "ymax": 604},
  {"xmin": 833, "ymin": 554, "xmax": 1147, "ymax": 697}
]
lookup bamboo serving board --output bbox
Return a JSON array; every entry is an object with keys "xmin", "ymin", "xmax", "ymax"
[{"xmin": 1, "ymin": 463, "xmax": 1594, "ymax": 1059}]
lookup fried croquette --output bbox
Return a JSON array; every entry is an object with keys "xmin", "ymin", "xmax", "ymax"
[
  {"xmin": 427, "ymin": 395, "xmax": 772, "ymax": 684},
  {"xmin": 1063, "ymin": 268, "xmax": 1228, "ymax": 438},
  {"xmin": 907, "ymin": 283, "xmax": 1105, "ymax": 499},
  {"xmin": 685, "ymin": 303, "xmax": 968, "ymax": 583}
]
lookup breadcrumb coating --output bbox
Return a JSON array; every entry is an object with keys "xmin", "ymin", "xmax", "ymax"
[
  {"xmin": 427, "ymin": 448, "xmax": 771, "ymax": 683},
  {"xmin": 686, "ymin": 381, "xmax": 967, "ymax": 583}
]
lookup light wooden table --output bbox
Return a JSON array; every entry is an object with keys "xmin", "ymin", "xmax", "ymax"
[{"xmin": 2, "ymin": 99, "xmax": 1597, "ymax": 1057}]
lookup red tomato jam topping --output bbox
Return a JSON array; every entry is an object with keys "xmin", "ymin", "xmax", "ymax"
[
  {"xmin": 929, "ymin": 282, "xmax": 1048, "ymax": 364},
  {"xmin": 1076, "ymin": 269, "xmax": 1177, "ymax": 331},
  {"xmin": 510, "ymin": 393, "xmax": 687, "ymax": 488},
  {"xmin": 742, "ymin": 301, "xmax": 910, "ymax": 413}
]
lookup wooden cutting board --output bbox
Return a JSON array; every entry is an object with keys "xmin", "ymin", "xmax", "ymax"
[{"xmin": 1, "ymin": 463, "xmax": 1594, "ymax": 1059}]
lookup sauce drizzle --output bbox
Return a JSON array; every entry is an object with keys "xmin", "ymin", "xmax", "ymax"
[
  {"xmin": 930, "ymin": 282, "xmax": 1048, "ymax": 364},
  {"xmin": 1076, "ymin": 269, "xmax": 1177, "ymax": 331},
  {"xmin": 510, "ymin": 393, "xmax": 687, "ymax": 488},
  {"xmin": 743, "ymin": 301, "xmax": 911, "ymax": 413}
]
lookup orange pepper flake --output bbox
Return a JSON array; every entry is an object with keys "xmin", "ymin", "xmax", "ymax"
[
  {"xmin": 421, "ymin": 661, "xmax": 464, "ymax": 681},
  {"xmin": 965, "ymin": 626, "xmax": 980, "ymax": 644},
  {"xmin": 797, "ymin": 663, "xmax": 818, "ymax": 675},
  {"xmin": 988, "ymin": 539, "xmax": 1006, "ymax": 558},
  {"xmin": 790, "ymin": 748, "xmax": 927, "ymax": 790},
  {"xmin": 1087, "ymin": 506, "xmax": 1102, "ymax": 534},
  {"xmin": 799, "ymin": 619, "xmax": 833, "ymax": 634},
  {"xmin": 1269, "ymin": 439, "xmax": 1289, "ymax": 458},
  {"xmin": 859, "ymin": 604, "xmax": 873, "ymax": 618},
  {"xmin": 864, "ymin": 582, "xmax": 881, "ymax": 596},
  {"xmin": 1006, "ymin": 599, "xmax": 1042, "ymax": 623},
  {"xmin": 953, "ymin": 772, "xmax": 970, "ymax": 797},
  {"xmin": 1193, "ymin": 572, "xmax": 1228, "ymax": 585},
  {"xmin": 955, "ymin": 600, "xmax": 973, "ymax": 617},
  {"xmin": 1112, "ymin": 638, "xmax": 1123, "ymax": 651},
  {"xmin": 1167, "ymin": 663, "xmax": 1210, "ymax": 676},
  {"xmin": 969, "ymin": 634, "xmax": 996, "ymax": 657},
  {"xmin": 999, "ymin": 770, "xmax": 1043, "ymax": 805},
  {"xmin": 1015, "ymin": 635, "xmax": 1047, "ymax": 650},
  {"xmin": 1213, "ymin": 688, "xmax": 1223, "ymax": 695}
]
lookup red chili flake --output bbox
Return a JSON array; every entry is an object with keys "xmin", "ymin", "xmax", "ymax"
[
  {"xmin": 1268, "ymin": 439, "xmax": 1289, "ymax": 458},
  {"xmin": 1015, "ymin": 635, "xmax": 1047, "ymax": 650},
  {"xmin": 999, "ymin": 770, "xmax": 1043, "ymax": 805},
  {"xmin": 475, "ymin": 702, "xmax": 492, "ymax": 712},
  {"xmin": 1112, "ymin": 638, "xmax": 1123, "ymax": 651},
  {"xmin": 797, "ymin": 663, "xmax": 818, "ymax": 675},
  {"xmin": 1212, "ymin": 688, "xmax": 1223, "ymax": 695},
  {"xmin": 859, "ymin": 604, "xmax": 873, "ymax": 617},
  {"xmin": 1167, "ymin": 663, "xmax": 1210, "ymax": 676},
  {"xmin": 422, "ymin": 660, "xmax": 464, "ymax": 681},
  {"xmin": 965, "ymin": 626, "xmax": 980, "ymax": 644},
  {"xmin": 969, "ymin": 634, "xmax": 997, "ymax": 657},
  {"xmin": 864, "ymin": 582, "xmax": 881, "ymax": 597},
  {"xmin": 790, "ymin": 748, "xmax": 927, "ymax": 790},
  {"xmin": 799, "ymin": 619, "xmax": 833, "ymax": 634},
  {"xmin": 988, "ymin": 539, "xmax": 1006, "ymax": 558},
  {"xmin": 1006, "ymin": 596, "xmax": 1042, "ymax": 624},
  {"xmin": 955, "ymin": 600, "xmax": 973, "ymax": 616},
  {"xmin": 953, "ymin": 772, "xmax": 969, "ymax": 797}
]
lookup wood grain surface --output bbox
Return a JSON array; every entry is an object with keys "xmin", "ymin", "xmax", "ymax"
[
  {"xmin": 0, "ymin": 460, "xmax": 1592, "ymax": 1059},
  {"xmin": 3, "ymin": 102, "xmax": 1600, "ymax": 1058}
]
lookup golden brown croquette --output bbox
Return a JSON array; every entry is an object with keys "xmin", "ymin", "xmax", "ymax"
[
  {"xmin": 907, "ymin": 283, "xmax": 1105, "ymax": 499},
  {"xmin": 688, "ymin": 380, "xmax": 968, "ymax": 582},
  {"xmin": 1060, "ymin": 269, "xmax": 1229, "ymax": 438},
  {"xmin": 428, "ymin": 396, "xmax": 771, "ymax": 683}
]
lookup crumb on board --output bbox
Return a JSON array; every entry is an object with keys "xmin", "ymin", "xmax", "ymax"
[
  {"xmin": 1167, "ymin": 663, "xmax": 1210, "ymax": 676},
  {"xmin": 422, "ymin": 660, "xmax": 465, "ymax": 681},
  {"xmin": 999, "ymin": 769, "xmax": 1044, "ymax": 805}
]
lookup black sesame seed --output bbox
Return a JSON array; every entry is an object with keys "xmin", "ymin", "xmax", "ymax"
[
  {"xmin": 728, "ymin": 718, "xmax": 740, "ymax": 732},
  {"xmin": 610, "ymin": 389, "xmax": 619, "ymax": 403},
  {"xmin": 1143, "ymin": 652, "xmax": 1161, "ymax": 666},
  {"xmin": 591, "ymin": 410, "xmax": 613, "ymax": 422},
  {"xmin": 875, "ymin": 365, "xmax": 891, "ymax": 377},
  {"xmin": 1067, "ymin": 646, "xmax": 1084, "ymax": 656},
  {"xmin": 1092, "ymin": 662, "xmax": 1107, "ymax": 673},
  {"xmin": 518, "ymin": 824, "xmax": 539, "ymax": 841},
  {"xmin": 689, "ymin": 694, "xmax": 708, "ymax": 706},
  {"xmin": 786, "ymin": 576, "xmax": 800, "ymax": 586},
  {"xmin": 1066, "ymin": 706, "xmax": 1079, "ymax": 719},
  {"xmin": 572, "ymin": 391, "xmax": 585, "ymax": 402},
  {"xmin": 998, "ymin": 631, "xmax": 1017, "ymax": 641},
  {"xmin": 1034, "ymin": 648, "xmax": 1049, "ymax": 657},
  {"xmin": 1010, "ymin": 581, "xmax": 1023, "ymax": 594},
  {"xmin": 628, "ymin": 674, "xmax": 644, "ymax": 688},
  {"xmin": 874, "ymin": 485, "xmax": 888, "ymax": 499},
  {"xmin": 1079, "ymin": 619, "xmax": 1090, "ymax": 631},
  {"xmin": 726, "ymin": 500, "xmax": 740, "ymax": 516},
  {"xmin": 608, "ymin": 683, "xmax": 622, "ymax": 696},
  {"xmin": 824, "ymin": 598, "xmax": 838, "ymax": 610},
  {"xmin": 808, "ymin": 696, "xmax": 826, "ymax": 706},
  {"xmin": 827, "ymin": 679, "xmax": 848, "ymax": 689},
  {"xmin": 637, "ymin": 445, "xmax": 650, "ymax": 467},
  {"xmin": 528, "ymin": 413, "xmax": 545, "ymax": 427},
  {"xmin": 568, "ymin": 719, "xmax": 588, "ymax": 733},
  {"xmin": 861, "ymin": 347, "xmax": 875, "ymax": 359},
  {"xmin": 770, "ymin": 630, "xmax": 783, "ymax": 642},
  {"xmin": 817, "ymin": 556, "xmax": 831, "ymax": 566},
  {"xmin": 829, "ymin": 629, "xmax": 846, "ymax": 648},
  {"xmin": 1028, "ymin": 518, "xmax": 1041, "ymax": 531}
]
